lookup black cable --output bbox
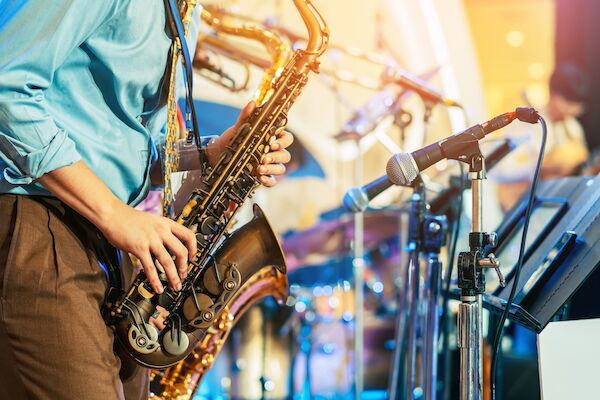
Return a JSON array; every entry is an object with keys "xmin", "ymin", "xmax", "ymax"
[{"xmin": 490, "ymin": 116, "xmax": 547, "ymax": 399}]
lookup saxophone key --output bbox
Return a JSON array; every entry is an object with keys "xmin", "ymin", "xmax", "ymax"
[
  {"xmin": 182, "ymin": 292, "xmax": 214, "ymax": 322},
  {"xmin": 162, "ymin": 328, "xmax": 190, "ymax": 356},
  {"xmin": 200, "ymin": 216, "xmax": 219, "ymax": 235}
]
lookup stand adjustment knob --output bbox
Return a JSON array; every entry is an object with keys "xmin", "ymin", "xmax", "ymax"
[
  {"xmin": 478, "ymin": 253, "xmax": 505, "ymax": 287},
  {"xmin": 485, "ymin": 232, "xmax": 498, "ymax": 247}
]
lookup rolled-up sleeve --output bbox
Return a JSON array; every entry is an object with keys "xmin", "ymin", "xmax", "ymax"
[{"xmin": 0, "ymin": 0, "xmax": 112, "ymax": 184}]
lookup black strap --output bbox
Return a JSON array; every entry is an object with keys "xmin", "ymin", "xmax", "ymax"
[{"xmin": 163, "ymin": 0, "xmax": 201, "ymax": 148}]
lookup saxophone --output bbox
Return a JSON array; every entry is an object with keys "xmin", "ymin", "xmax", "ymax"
[
  {"xmin": 106, "ymin": 0, "xmax": 329, "ymax": 381},
  {"xmin": 148, "ymin": 9, "xmax": 295, "ymax": 400}
]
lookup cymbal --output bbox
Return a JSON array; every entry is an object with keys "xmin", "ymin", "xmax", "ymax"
[{"xmin": 282, "ymin": 209, "xmax": 401, "ymax": 268}]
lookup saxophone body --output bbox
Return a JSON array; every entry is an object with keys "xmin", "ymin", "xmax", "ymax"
[{"xmin": 106, "ymin": 0, "xmax": 329, "ymax": 383}]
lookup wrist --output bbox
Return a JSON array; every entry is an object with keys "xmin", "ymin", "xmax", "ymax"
[{"xmin": 93, "ymin": 195, "xmax": 126, "ymax": 233}]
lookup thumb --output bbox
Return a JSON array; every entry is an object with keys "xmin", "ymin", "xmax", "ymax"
[{"xmin": 234, "ymin": 101, "xmax": 256, "ymax": 127}]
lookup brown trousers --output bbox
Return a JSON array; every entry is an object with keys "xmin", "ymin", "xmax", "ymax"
[{"xmin": 0, "ymin": 195, "xmax": 148, "ymax": 400}]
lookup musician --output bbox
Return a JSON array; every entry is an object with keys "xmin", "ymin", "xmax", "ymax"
[
  {"xmin": 495, "ymin": 62, "xmax": 590, "ymax": 209},
  {"xmin": 0, "ymin": 2, "xmax": 293, "ymax": 399}
]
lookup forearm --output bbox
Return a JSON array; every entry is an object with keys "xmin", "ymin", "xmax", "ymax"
[{"xmin": 37, "ymin": 160, "xmax": 124, "ymax": 231}]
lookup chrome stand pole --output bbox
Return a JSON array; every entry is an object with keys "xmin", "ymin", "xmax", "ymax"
[
  {"xmin": 405, "ymin": 248, "xmax": 420, "ymax": 400},
  {"xmin": 458, "ymin": 293, "xmax": 483, "ymax": 400},
  {"xmin": 456, "ymin": 162, "xmax": 502, "ymax": 400},
  {"xmin": 353, "ymin": 141, "xmax": 365, "ymax": 399},
  {"xmin": 458, "ymin": 169, "xmax": 485, "ymax": 400}
]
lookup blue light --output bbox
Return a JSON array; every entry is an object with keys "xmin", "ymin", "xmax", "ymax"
[{"xmin": 372, "ymin": 281, "xmax": 384, "ymax": 294}]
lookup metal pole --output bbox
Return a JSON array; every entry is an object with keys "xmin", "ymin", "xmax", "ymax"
[
  {"xmin": 423, "ymin": 252, "xmax": 442, "ymax": 400},
  {"xmin": 405, "ymin": 249, "xmax": 420, "ymax": 400},
  {"xmin": 353, "ymin": 141, "xmax": 365, "ymax": 399},
  {"xmin": 458, "ymin": 295, "xmax": 482, "ymax": 400},
  {"xmin": 458, "ymin": 171, "xmax": 485, "ymax": 400}
]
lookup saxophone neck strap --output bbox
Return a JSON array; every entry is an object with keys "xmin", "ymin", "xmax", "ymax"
[{"xmin": 164, "ymin": 0, "xmax": 201, "ymax": 148}]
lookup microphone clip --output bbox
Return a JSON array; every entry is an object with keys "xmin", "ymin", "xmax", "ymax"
[{"xmin": 439, "ymin": 125, "xmax": 486, "ymax": 173}]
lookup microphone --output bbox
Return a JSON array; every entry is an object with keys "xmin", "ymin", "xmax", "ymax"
[
  {"xmin": 382, "ymin": 67, "xmax": 461, "ymax": 108},
  {"xmin": 386, "ymin": 107, "xmax": 539, "ymax": 186},
  {"xmin": 342, "ymin": 108, "xmax": 539, "ymax": 213},
  {"xmin": 343, "ymin": 175, "xmax": 393, "ymax": 213}
]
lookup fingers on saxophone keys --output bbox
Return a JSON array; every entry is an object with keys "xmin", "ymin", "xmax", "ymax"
[
  {"xmin": 270, "ymin": 130, "xmax": 294, "ymax": 151},
  {"xmin": 140, "ymin": 253, "xmax": 164, "ymax": 294},
  {"xmin": 164, "ymin": 234, "xmax": 189, "ymax": 281},
  {"xmin": 258, "ymin": 163, "xmax": 286, "ymax": 176},
  {"xmin": 153, "ymin": 244, "xmax": 182, "ymax": 292},
  {"xmin": 262, "ymin": 150, "xmax": 291, "ymax": 165},
  {"xmin": 170, "ymin": 222, "xmax": 196, "ymax": 273},
  {"xmin": 259, "ymin": 175, "xmax": 277, "ymax": 187}
]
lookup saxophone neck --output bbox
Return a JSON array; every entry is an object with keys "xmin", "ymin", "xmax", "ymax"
[{"xmin": 293, "ymin": 0, "xmax": 330, "ymax": 61}]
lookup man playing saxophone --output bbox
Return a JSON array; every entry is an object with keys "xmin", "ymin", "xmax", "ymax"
[{"xmin": 0, "ymin": 1, "xmax": 293, "ymax": 399}]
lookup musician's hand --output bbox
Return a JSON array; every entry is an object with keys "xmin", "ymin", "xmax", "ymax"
[
  {"xmin": 206, "ymin": 101, "xmax": 256, "ymax": 166},
  {"xmin": 258, "ymin": 128, "xmax": 294, "ymax": 187},
  {"xmin": 100, "ymin": 202, "xmax": 196, "ymax": 294},
  {"xmin": 211, "ymin": 101, "xmax": 295, "ymax": 187}
]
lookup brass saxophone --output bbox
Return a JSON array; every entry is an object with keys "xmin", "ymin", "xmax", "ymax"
[
  {"xmin": 148, "ymin": 10, "xmax": 295, "ymax": 400},
  {"xmin": 106, "ymin": 0, "xmax": 329, "ymax": 385}
]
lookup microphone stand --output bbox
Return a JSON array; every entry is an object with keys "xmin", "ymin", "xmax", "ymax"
[
  {"xmin": 387, "ymin": 177, "xmax": 447, "ymax": 400},
  {"xmin": 455, "ymin": 152, "xmax": 503, "ymax": 400},
  {"xmin": 422, "ymin": 212, "xmax": 447, "ymax": 400},
  {"xmin": 404, "ymin": 178, "xmax": 426, "ymax": 400}
]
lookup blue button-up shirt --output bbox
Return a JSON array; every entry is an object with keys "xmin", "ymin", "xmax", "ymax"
[{"xmin": 0, "ymin": 0, "xmax": 186, "ymax": 206}]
